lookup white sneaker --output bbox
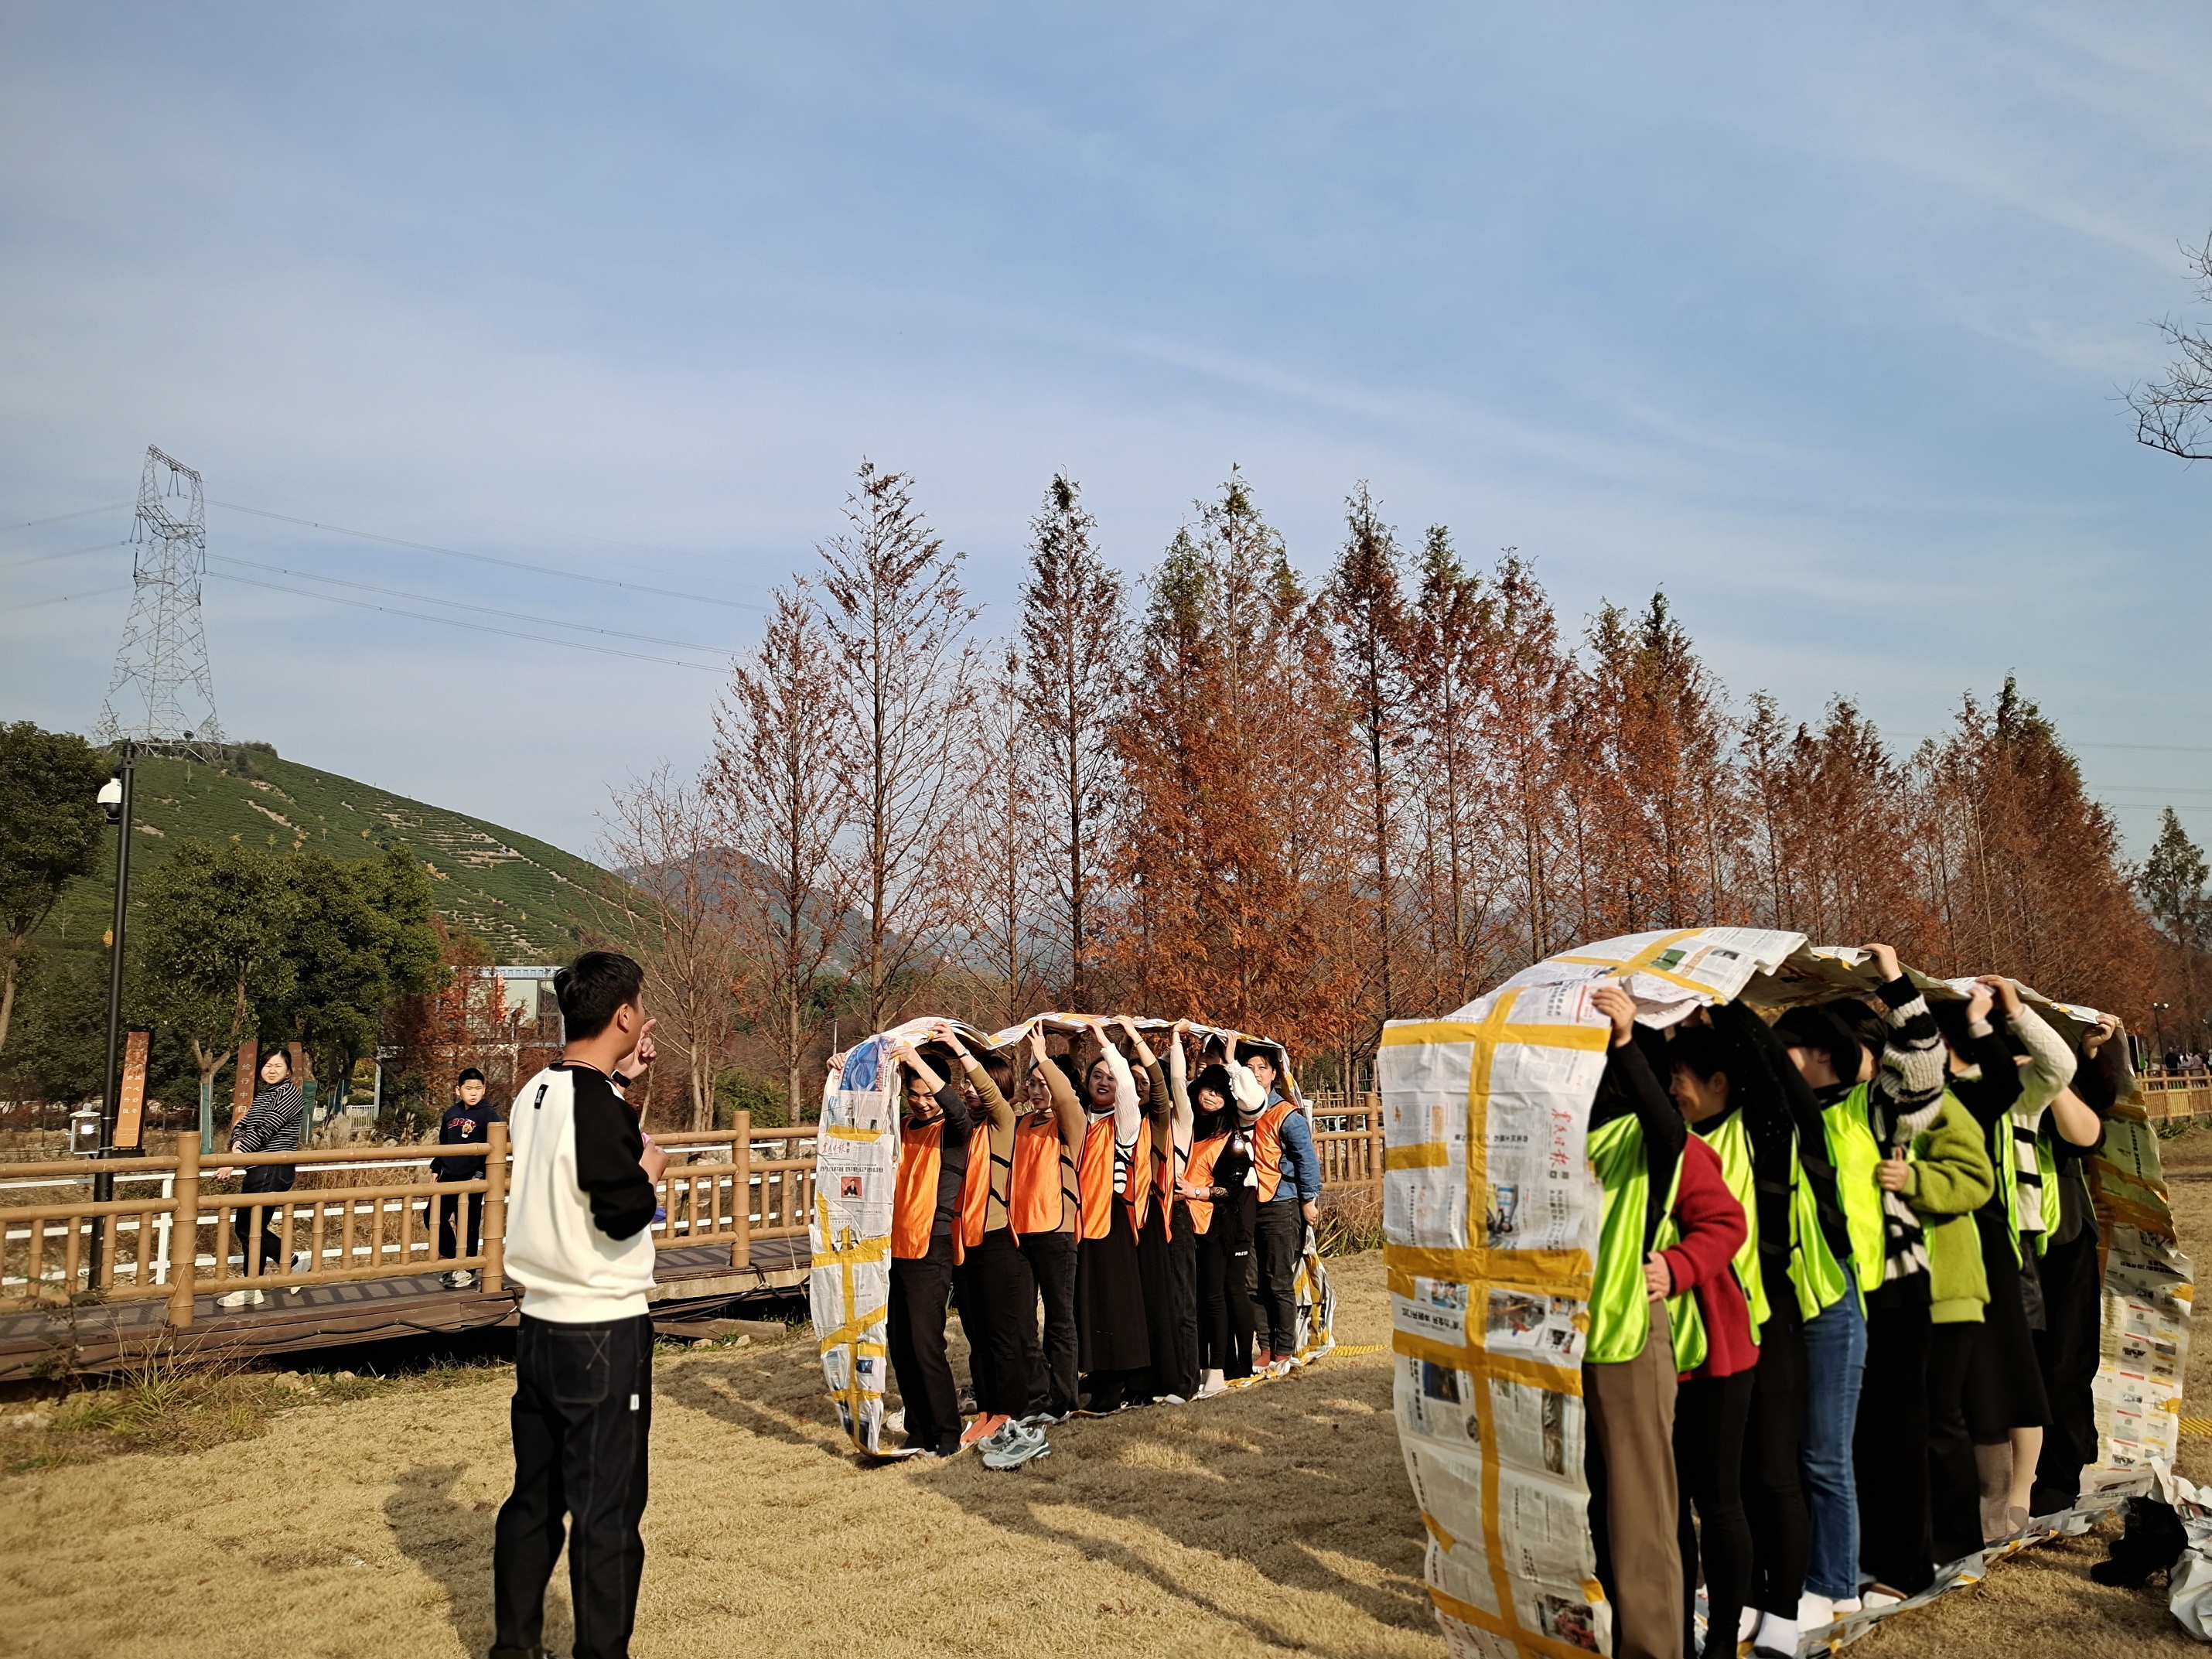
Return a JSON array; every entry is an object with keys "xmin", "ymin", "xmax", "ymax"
[
  {"xmin": 1830, "ymin": 1595, "xmax": 1862, "ymax": 1616},
  {"xmin": 442, "ymin": 1270, "xmax": 470, "ymax": 1289},
  {"xmin": 1155, "ymin": 1393, "xmax": 1188, "ymax": 1406},
  {"xmin": 1796, "ymin": 1592, "xmax": 1832, "ymax": 1629},
  {"xmin": 216, "ymin": 1289, "xmax": 267, "ymax": 1309},
  {"xmin": 981, "ymin": 1422, "xmax": 1051, "ymax": 1470},
  {"xmin": 1859, "ymin": 1589, "xmax": 1900, "ymax": 1612}
]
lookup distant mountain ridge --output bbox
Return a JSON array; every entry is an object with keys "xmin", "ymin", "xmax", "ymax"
[{"xmin": 48, "ymin": 746, "xmax": 630, "ymax": 961}]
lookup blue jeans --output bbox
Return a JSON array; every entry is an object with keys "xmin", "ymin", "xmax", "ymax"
[{"xmin": 1800, "ymin": 1269, "xmax": 1867, "ymax": 1599}]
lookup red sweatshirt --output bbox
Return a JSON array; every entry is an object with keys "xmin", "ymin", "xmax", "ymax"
[{"xmin": 1660, "ymin": 1134, "xmax": 1756, "ymax": 1380}]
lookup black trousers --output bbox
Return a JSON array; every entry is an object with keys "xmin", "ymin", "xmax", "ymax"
[
  {"xmin": 1742, "ymin": 1298, "xmax": 1811, "ymax": 1620},
  {"xmin": 493, "ymin": 1313, "xmax": 652, "ymax": 1659},
  {"xmin": 1162, "ymin": 1204, "xmax": 1201, "ymax": 1400},
  {"xmin": 1855, "ymin": 1296, "xmax": 1934, "ymax": 1595},
  {"xmin": 231, "ymin": 1163, "xmax": 295, "ymax": 1271},
  {"xmin": 435, "ymin": 1184, "xmax": 484, "ymax": 1261},
  {"xmin": 1676, "ymin": 1370, "xmax": 1754, "ymax": 1659},
  {"xmin": 1019, "ymin": 1229, "xmax": 1080, "ymax": 1417},
  {"xmin": 888, "ymin": 1234, "xmax": 960, "ymax": 1452},
  {"xmin": 1196, "ymin": 1224, "xmax": 1255, "ymax": 1378},
  {"xmin": 1927, "ymin": 1320, "xmax": 1983, "ymax": 1567},
  {"xmin": 968, "ymin": 1229, "xmax": 1046, "ymax": 1418},
  {"xmin": 1254, "ymin": 1196, "xmax": 1303, "ymax": 1356},
  {"xmin": 2031, "ymin": 1225, "xmax": 2104, "ymax": 1516}
]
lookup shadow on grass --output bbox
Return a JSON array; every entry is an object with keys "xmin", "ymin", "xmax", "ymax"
[{"xmin": 384, "ymin": 1460, "xmax": 574, "ymax": 1657}]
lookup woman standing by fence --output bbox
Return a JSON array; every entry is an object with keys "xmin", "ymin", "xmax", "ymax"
[{"xmin": 216, "ymin": 1047, "xmax": 304, "ymax": 1308}]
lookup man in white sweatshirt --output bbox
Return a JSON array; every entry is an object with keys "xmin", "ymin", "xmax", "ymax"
[{"xmin": 491, "ymin": 951, "xmax": 668, "ymax": 1659}]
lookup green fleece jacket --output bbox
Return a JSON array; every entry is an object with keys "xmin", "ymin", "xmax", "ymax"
[{"xmin": 1903, "ymin": 1091, "xmax": 1995, "ymax": 1324}]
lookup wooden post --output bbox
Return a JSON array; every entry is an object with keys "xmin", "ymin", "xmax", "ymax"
[
  {"xmin": 482, "ymin": 1121, "xmax": 507, "ymax": 1294},
  {"xmin": 230, "ymin": 1038, "xmax": 258, "ymax": 1140},
  {"xmin": 168, "ymin": 1129, "xmax": 200, "ymax": 1327},
  {"xmin": 732, "ymin": 1111, "xmax": 752, "ymax": 1270}
]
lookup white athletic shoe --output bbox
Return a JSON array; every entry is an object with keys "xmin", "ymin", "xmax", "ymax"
[
  {"xmin": 216, "ymin": 1289, "xmax": 267, "ymax": 1309},
  {"xmin": 1829, "ymin": 1595, "xmax": 1862, "ymax": 1616},
  {"xmin": 1155, "ymin": 1393, "xmax": 1188, "ymax": 1406},
  {"xmin": 981, "ymin": 1422, "xmax": 1051, "ymax": 1470},
  {"xmin": 1796, "ymin": 1592, "xmax": 1832, "ymax": 1630},
  {"xmin": 442, "ymin": 1270, "xmax": 472, "ymax": 1289},
  {"xmin": 1859, "ymin": 1589, "xmax": 1901, "ymax": 1612}
]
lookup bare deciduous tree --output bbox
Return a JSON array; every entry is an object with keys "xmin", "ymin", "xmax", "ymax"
[
  {"xmin": 2130, "ymin": 231, "xmax": 2212, "ymax": 460},
  {"xmin": 1017, "ymin": 475, "xmax": 1125, "ymax": 1007},
  {"xmin": 817, "ymin": 462, "xmax": 981, "ymax": 1033},
  {"xmin": 710, "ymin": 582, "xmax": 855, "ymax": 1112},
  {"xmin": 600, "ymin": 766, "xmax": 743, "ymax": 1131}
]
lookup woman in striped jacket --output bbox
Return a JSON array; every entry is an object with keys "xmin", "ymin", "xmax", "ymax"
[{"xmin": 216, "ymin": 1047, "xmax": 306, "ymax": 1308}]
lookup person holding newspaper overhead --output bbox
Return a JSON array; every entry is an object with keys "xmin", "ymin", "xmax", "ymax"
[{"xmin": 491, "ymin": 951, "xmax": 668, "ymax": 1659}]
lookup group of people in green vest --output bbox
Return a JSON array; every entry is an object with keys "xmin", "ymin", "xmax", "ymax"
[{"xmin": 1580, "ymin": 945, "xmax": 2117, "ymax": 1659}]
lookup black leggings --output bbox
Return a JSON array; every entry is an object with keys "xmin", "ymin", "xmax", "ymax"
[
  {"xmin": 1927, "ymin": 1320, "xmax": 1982, "ymax": 1566},
  {"xmin": 1855, "ymin": 1295, "xmax": 1934, "ymax": 1595},
  {"xmin": 1741, "ymin": 1299, "xmax": 1811, "ymax": 1620},
  {"xmin": 1675, "ymin": 1370, "xmax": 1754, "ymax": 1659},
  {"xmin": 231, "ymin": 1164, "xmax": 295, "ymax": 1271},
  {"xmin": 1196, "ymin": 1226, "xmax": 1255, "ymax": 1378}
]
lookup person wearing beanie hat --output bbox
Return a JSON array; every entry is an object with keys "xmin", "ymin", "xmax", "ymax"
[{"xmin": 433, "ymin": 1066, "xmax": 503, "ymax": 1289}]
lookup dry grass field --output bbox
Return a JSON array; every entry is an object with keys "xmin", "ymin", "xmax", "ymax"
[{"xmin": 4, "ymin": 1136, "xmax": 2212, "ymax": 1659}]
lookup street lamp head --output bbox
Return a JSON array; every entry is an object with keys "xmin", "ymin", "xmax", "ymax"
[{"xmin": 97, "ymin": 776, "xmax": 123, "ymax": 824}]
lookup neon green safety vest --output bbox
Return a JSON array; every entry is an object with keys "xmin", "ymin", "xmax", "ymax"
[
  {"xmin": 1786, "ymin": 1128, "xmax": 1846, "ymax": 1320},
  {"xmin": 1811, "ymin": 1084, "xmax": 1884, "ymax": 1315},
  {"xmin": 1697, "ymin": 1108, "xmax": 1769, "ymax": 1329},
  {"xmin": 1983, "ymin": 1099, "xmax": 2021, "ymax": 1265},
  {"xmin": 2034, "ymin": 1130, "xmax": 2060, "ymax": 1247},
  {"xmin": 1587, "ymin": 1113, "xmax": 1686, "ymax": 1366}
]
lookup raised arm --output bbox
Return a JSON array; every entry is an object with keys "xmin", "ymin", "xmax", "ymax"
[
  {"xmin": 1985, "ymin": 980, "xmax": 2076, "ymax": 1121},
  {"xmin": 1166, "ymin": 1022, "xmax": 1194, "ymax": 1151},
  {"xmin": 1952, "ymin": 981, "xmax": 2023, "ymax": 1128},
  {"xmin": 1096, "ymin": 1026, "xmax": 1141, "ymax": 1145},
  {"xmin": 934, "ymin": 1020, "xmax": 1012, "ymax": 1132},
  {"xmin": 1027, "ymin": 1027, "xmax": 1086, "ymax": 1152},
  {"xmin": 1863, "ymin": 943, "xmax": 1945, "ymax": 1127}
]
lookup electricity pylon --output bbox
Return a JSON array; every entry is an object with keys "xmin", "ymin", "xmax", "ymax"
[{"xmin": 97, "ymin": 446, "xmax": 224, "ymax": 747}]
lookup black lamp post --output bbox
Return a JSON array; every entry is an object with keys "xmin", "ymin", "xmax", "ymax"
[
  {"xmin": 88, "ymin": 742, "xmax": 135, "ymax": 1285},
  {"xmin": 2152, "ymin": 1002, "xmax": 2172, "ymax": 1070}
]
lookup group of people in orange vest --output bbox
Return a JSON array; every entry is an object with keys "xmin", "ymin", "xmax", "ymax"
[{"xmin": 871, "ymin": 1015, "xmax": 1324, "ymax": 1470}]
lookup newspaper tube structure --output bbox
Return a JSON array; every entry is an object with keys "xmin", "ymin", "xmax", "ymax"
[
  {"xmin": 811, "ymin": 1012, "xmax": 1336, "ymax": 1459},
  {"xmin": 1381, "ymin": 927, "xmax": 2193, "ymax": 1656}
]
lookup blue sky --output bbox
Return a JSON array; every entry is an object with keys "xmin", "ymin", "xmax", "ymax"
[{"xmin": 4, "ymin": 5, "xmax": 2211, "ymax": 859}]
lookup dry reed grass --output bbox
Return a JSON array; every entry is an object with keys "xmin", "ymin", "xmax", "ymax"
[{"xmin": 4, "ymin": 1147, "xmax": 2212, "ymax": 1658}]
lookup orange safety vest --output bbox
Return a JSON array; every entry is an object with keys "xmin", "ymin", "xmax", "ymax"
[
  {"xmin": 1012, "ymin": 1116, "xmax": 1077, "ymax": 1234},
  {"xmin": 1252, "ymin": 1100, "xmax": 1298, "ymax": 1203},
  {"xmin": 1150, "ymin": 1115, "xmax": 1179, "ymax": 1240},
  {"xmin": 1184, "ymin": 1133, "xmax": 1227, "ymax": 1235},
  {"xmin": 892, "ymin": 1120, "xmax": 945, "ymax": 1261},
  {"xmin": 958, "ymin": 1123, "xmax": 992, "ymax": 1250},
  {"xmin": 1078, "ymin": 1116, "xmax": 1153, "ymax": 1238},
  {"xmin": 1079, "ymin": 1117, "xmax": 1116, "ymax": 1240}
]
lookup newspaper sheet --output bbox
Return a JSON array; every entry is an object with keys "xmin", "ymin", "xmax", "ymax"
[{"xmin": 2087, "ymin": 1077, "xmax": 2194, "ymax": 1489}]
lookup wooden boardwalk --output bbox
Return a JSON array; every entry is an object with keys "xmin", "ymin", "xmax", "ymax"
[{"xmin": 0, "ymin": 1233, "xmax": 809, "ymax": 1380}]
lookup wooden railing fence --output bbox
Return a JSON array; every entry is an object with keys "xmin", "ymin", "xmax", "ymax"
[
  {"xmin": 2, "ymin": 1119, "xmax": 820, "ymax": 1329},
  {"xmin": 0, "ymin": 1104, "xmax": 1394, "ymax": 1326}
]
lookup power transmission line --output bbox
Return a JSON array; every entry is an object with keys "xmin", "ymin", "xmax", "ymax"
[
  {"xmin": 207, "ymin": 499, "xmax": 767, "ymax": 612},
  {"xmin": 210, "ymin": 553, "xmax": 733, "ymax": 654},
  {"xmin": 1, "ymin": 585, "xmax": 132, "ymax": 613},
  {"xmin": 207, "ymin": 569, "xmax": 725, "ymax": 671},
  {"xmin": 0, "ymin": 538, "xmax": 131, "ymax": 572},
  {"xmin": 2, "ymin": 501, "xmax": 131, "ymax": 536}
]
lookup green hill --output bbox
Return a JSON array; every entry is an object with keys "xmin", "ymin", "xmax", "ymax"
[{"xmin": 47, "ymin": 746, "xmax": 630, "ymax": 963}]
